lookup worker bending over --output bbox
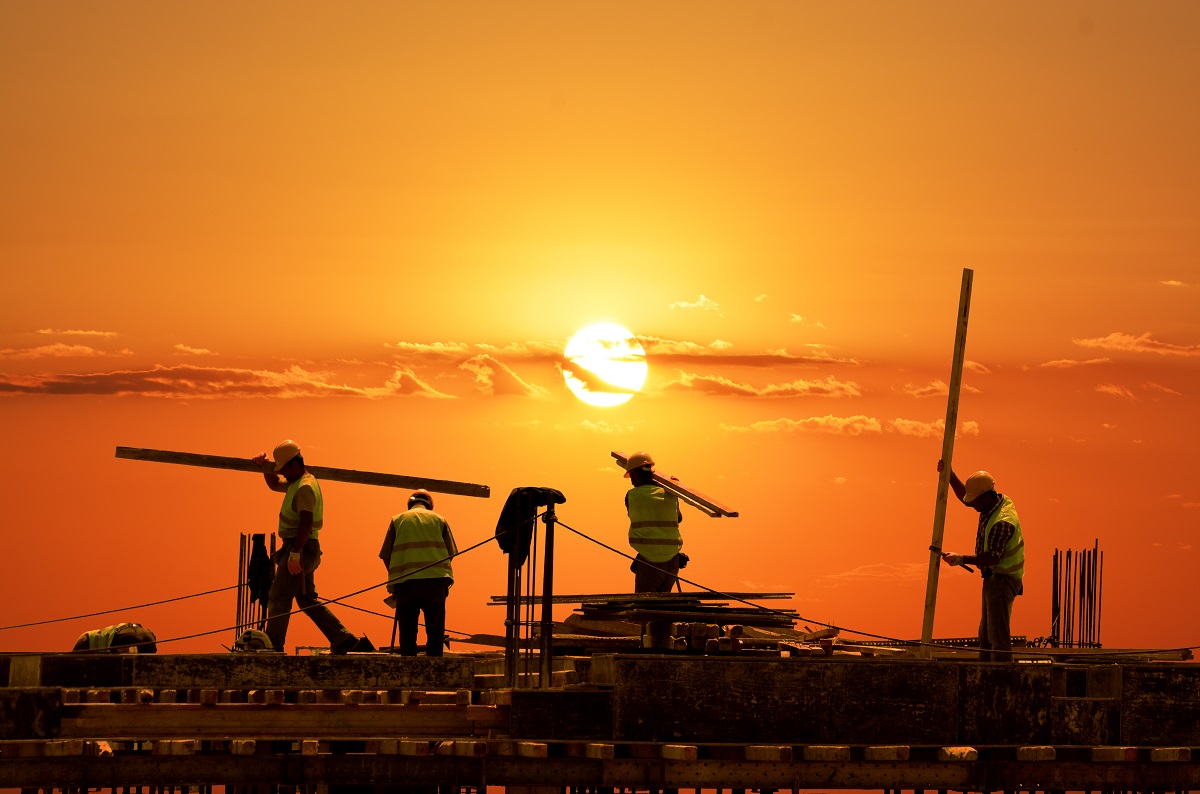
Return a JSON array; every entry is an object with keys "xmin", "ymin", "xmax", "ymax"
[
  {"xmin": 624, "ymin": 452, "xmax": 685, "ymax": 593},
  {"xmin": 253, "ymin": 440, "xmax": 359, "ymax": 655},
  {"xmin": 380, "ymin": 489, "xmax": 458, "ymax": 656},
  {"xmin": 938, "ymin": 459, "xmax": 1025, "ymax": 662},
  {"xmin": 73, "ymin": 622, "xmax": 157, "ymax": 653}
]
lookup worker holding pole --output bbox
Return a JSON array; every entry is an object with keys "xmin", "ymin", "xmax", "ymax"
[
  {"xmin": 624, "ymin": 452, "xmax": 686, "ymax": 593},
  {"xmin": 379, "ymin": 489, "xmax": 457, "ymax": 656},
  {"xmin": 253, "ymin": 440, "xmax": 360, "ymax": 655},
  {"xmin": 937, "ymin": 460, "xmax": 1025, "ymax": 662}
]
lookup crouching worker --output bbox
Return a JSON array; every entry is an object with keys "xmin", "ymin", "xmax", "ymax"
[
  {"xmin": 380, "ymin": 490, "xmax": 457, "ymax": 656},
  {"xmin": 73, "ymin": 622, "xmax": 157, "ymax": 653}
]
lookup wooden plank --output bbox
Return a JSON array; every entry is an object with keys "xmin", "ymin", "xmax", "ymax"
[
  {"xmin": 611, "ymin": 451, "xmax": 738, "ymax": 517},
  {"xmin": 0, "ymin": 688, "xmax": 63, "ymax": 741},
  {"xmin": 1016, "ymin": 745, "xmax": 1055, "ymax": 761},
  {"xmin": 921, "ymin": 267, "xmax": 973, "ymax": 656},
  {"xmin": 1150, "ymin": 747, "xmax": 1192, "ymax": 762},
  {"xmin": 7, "ymin": 656, "xmax": 41, "ymax": 687},
  {"xmin": 58, "ymin": 703, "xmax": 507, "ymax": 738},
  {"xmin": 489, "ymin": 591, "xmax": 793, "ymax": 604},
  {"xmin": 864, "ymin": 745, "xmax": 910, "ymax": 761},
  {"xmin": 803, "ymin": 745, "xmax": 851, "ymax": 761},
  {"xmin": 1091, "ymin": 745, "xmax": 1138, "ymax": 762},
  {"xmin": 745, "ymin": 744, "xmax": 791, "ymax": 762},
  {"xmin": 115, "ymin": 446, "xmax": 490, "ymax": 498}
]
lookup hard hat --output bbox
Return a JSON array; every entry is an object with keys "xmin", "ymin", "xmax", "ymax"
[
  {"xmin": 272, "ymin": 439, "xmax": 301, "ymax": 471},
  {"xmin": 623, "ymin": 451, "xmax": 655, "ymax": 478},
  {"xmin": 963, "ymin": 471, "xmax": 996, "ymax": 503},
  {"xmin": 233, "ymin": 629, "xmax": 274, "ymax": 652},
  {"xmin": 409, "ymin": 489, "xmax": 434, "ymax": 509}
]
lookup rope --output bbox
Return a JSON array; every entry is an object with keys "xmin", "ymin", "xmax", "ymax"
[{"xmin": 0, "ymin": 584, "xmax": 240, "ymax": 632}]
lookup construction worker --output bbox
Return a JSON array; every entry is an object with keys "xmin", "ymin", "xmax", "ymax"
[
  {"xmin": 937, "ymin": 459, "xmax": 1025, "ymax": 662},
  {"xmin": 624, "ymin": 452, "xmax": 684, "ymax": 593},
  {"xmin": 72, "ymin": 622, "xmax": 157, "ymax": 653},
  {"xmin": 379, "ymin": 490, "xmax": 457, "ymax": 656},
  {"xmin": 252, "ymin": 440, "xmax": 359, "ymax": 655}
]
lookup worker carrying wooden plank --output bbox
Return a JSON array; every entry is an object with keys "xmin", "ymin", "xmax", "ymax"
[
  {"xmin": 252, "ymin": 439, "xmax": 365, "ymax": 655},
  {"xmin": 937, "ymin": 459, "xmax": 1026, "ymax": 662},
  {"xmin": 622, "ymin": 451, "xmax": 687, "ymax": 593}
]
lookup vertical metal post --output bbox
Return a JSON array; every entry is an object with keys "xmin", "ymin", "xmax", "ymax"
[
  {"xmin": 539, "ymin": 502, "xmax": 557, "ymax": 688},
  {"xmin": 921, "ymin": 268, "xmax": 974, "ymax": 657}
]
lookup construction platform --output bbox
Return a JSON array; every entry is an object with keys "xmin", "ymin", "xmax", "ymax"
[{"xmin": 3, "ymin": 651, "xmax": 1200, "ymax": 791}]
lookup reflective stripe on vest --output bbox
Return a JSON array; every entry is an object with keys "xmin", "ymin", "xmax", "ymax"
[
  {"xmin": 984, "ymin": 495, "xmax": 1024, "ymax": 579},
  {"xmin": 627, "ymin": 485, "xmax": 682, "ymax": 563},
  {"xmin": 388, "ymin": 507, "xmax": 454, "ymax": 584},
  {"xmin": 279, "ymin": 474, "xmax": 323, "ymax": 540}
]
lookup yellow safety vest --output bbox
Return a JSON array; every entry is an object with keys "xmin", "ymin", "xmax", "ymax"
[
  {"xmin": 981, "ymin": 495, "xmax": 1024, "ymax": 579},
  {"xmin": 279, "ymin": 473, "xmax": 323, "ymax": 540},
  {"xmin": 627, "ymin": 485, "xmax": 682, "ymax": 563},
  {"xmin": 388, "ymin": 507, "xmax": 454, "ymax": 584},
  {"xmin": 85, "ymin": 624, "xmax": 124, "ymax": 650}
]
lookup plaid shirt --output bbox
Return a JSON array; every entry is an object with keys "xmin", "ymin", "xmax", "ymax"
[{"xmin": 974, "ymin": 494, "xmax": 1015, "ymax": 570}]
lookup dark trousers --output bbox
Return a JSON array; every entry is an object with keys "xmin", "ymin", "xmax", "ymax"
[
  {"xmin": 979, "ymin": 574, "xmax": 1023, "ymax": 662},
  {"xmin": 634, "ymin": 554, "xmax": 680, "ymax": 593},
  {"xmin": 391, "ymin": 577, "xmax": 451, "ymax": 657},
  {"xmin": 264, "ymin": 539, "xmax": 354, "ymax": 653}
]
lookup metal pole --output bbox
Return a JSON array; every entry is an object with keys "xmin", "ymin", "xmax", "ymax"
[
  {"xmin": 539, "ymin": 502, "xmax": 557, "ymax": 688},
  {"xmin": 921, "ymin": 268, "xmax": 974, "ymax": 657}
]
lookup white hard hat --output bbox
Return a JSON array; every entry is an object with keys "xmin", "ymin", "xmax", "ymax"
[
  {"xmin": 963, "ymin": 471, "xmax": 996, "ymax": 503},
  {"xmin": 272, "ymin": 439, "xmax": 301, "ymax": 471},
  {"xmin": 624, "ymin": 451, "xmax": 655, "ymax": 478}
]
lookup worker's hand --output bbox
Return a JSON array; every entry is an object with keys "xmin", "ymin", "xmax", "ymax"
[
  {"xmin": 287, "ymin": 551, "xmax": 302, "ymax": 575},
  {"xmin": 252, "ymin": 453, "xmax": 270, "ymax": 470},
  {"xmin": 936, "ymin": 459, "xmax": 945, "ymax": 473},
  {"xmin": 940, "ymin": 552, "xmax": 964, "ymax": 567}
]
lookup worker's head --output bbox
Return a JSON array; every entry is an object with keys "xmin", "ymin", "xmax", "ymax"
[
  {"xmin": 963, "ymin": 470, "xmax": 998, "ymax": 511},
  {"xmin": 408, "ymin": 489, "xmax": 434, "ymax": 510},
  {"xmin": 112, "ymin": 623, "xmax": 158, "ymax": 654},
  {"xmin": 272, "ymin": 440, "xmax": 302, "ymax": 472},
  {"xmin": 624, "ymin": 451, "xmax": 655, "ymax": 484}
]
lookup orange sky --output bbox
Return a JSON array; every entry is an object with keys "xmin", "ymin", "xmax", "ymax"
[{"xmin": 2, "ymin": 2, "xmax": 1197, "ymax": 656}]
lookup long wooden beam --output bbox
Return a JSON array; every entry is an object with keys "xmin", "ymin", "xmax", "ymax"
[
  {"xmin": 115, "ymin": 447, "xmax": 490, "ymax": 498},
  {"xmin": 611, "ymin": 451, "xmax": 737, "ymax": 517}
]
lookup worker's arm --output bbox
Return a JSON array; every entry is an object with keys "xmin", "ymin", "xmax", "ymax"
[
  {"xmin": 378, "ymin": 522, "xmax": 395, "ymax": 572},
  {"xmin": 942, "ymin": 522, "xmax": 1013, "ymax": 569},
  {"xmin": 443, "ymin": 521, "xmax": 459, "ymax": 558},
  {"xmin": 252, "ymin": 453, "xmax": 288, "ymax": 492},
  {"xmin": 285, "ymin": 484, "xmax": 316, "ymax": 574},
  {"xmin": 937, "ymin": 459, "xmax": 966, "ymax": 503}
]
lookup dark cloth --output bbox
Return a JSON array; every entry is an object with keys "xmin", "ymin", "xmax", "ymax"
[
  {"xmin": 634, "ymin": 553, "xmax": 680, "ymax": 593},
  {"xmin": 495, "ymin": 487, "xmax": 566, "ymax": 567},
  {"xmin": 247, "ymin": 534, "xmax": 274, "ymax": 612},
  {"xmin": 979, "ymin": 573, "xmax": 1022, "ymax": 662},
  {"xmin": 264, "ymin": 538, "xmax": 355, "ymax": 653},
  {"xmin": 391, "ymin": 577, "xmax": 452, "ymax": 656}
]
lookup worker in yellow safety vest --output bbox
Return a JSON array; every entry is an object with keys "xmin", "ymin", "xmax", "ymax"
[
  {"xmin": 252, "ymin": 440, "xmax": 360, "ymax": 655},
  {"xmin": 937, "ymin": 459, "xmax": 1025, "ymax": 662},
  {"xmin": 379, "ymin": 489, "xmax": 458, "ymax": 656},
  {"xmin": 623, "ymin": 452, "xmax": 684, "ymax": 593},
  {"xmin": 72, "ymin": 622, "xmax": 157, "ymax": 653}
]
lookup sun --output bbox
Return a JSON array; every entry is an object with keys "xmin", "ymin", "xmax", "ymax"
[{"xmin": 562, "ymin": 323, "xmax": 648, "ymax": 407}]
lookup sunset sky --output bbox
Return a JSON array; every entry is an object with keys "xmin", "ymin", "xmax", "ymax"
[{"xmin": 2, "ymin": 2, "xmax": 1197, "ymax": 656}]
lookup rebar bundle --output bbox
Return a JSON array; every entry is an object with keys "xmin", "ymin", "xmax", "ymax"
[{"xmin": 1051, "ymin": 540, "xmax": 1103, "ymax": 648}]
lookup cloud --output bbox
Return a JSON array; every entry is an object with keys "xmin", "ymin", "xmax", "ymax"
[
  {"xmin": 1143, "ymin": 381, "xmax": 1182, "ymax": 396},
  {"xmin": 459, "ymin": 355, "xmax": 549, "ymax": 397},
  {"xmin": 1183, "ymin": 502, "xmax": 1200, "ymax": 509},
  {"xmin": 888, "ymin": 418, "xmax": 980, "ymax": 439},
  {"xmin": 385, "ymin": 341, "xmax": 470, "ymax": 360},
  {"xmin": 816, "ymin": 562, "xmax": 927, "ymax": 588},
  {"xmin": 472, "ymin": 341, "xmax": 564, "ymax": 360},
  {"xmin": 35, "ymin": 328, "xmax": 119, "ymax": 338},
  {"xmin": 1040, "ymin": 358, "xmax": 1111, "ymax": 368},
  {"xmin": 666, "ymin": 371, "xmax": 862, "ymax": 398},
  {"xmin": 1159, "ymin": 280, "xmax": 1187, "ymax": 287},
  {"xmin": 721, "ymin": 415, "xmax": 883, "ymax": 435},
  {"xmin": 900, "ymin": 380, "xmax": 981, "ymax": 397},
  {"xmin": 174, "ymin": 344, "xmax": 215, "ymax": 356},
  {"xmin": 788, "ymin": 314, "xmax": 826, "ymax": 329},
  {"xmin": 641, "ymin": 336, "xmax": 860, "ymax": 366},
  {"xmin": 554, "ymin": 419, "xmax": 640, "ymax": 434},
  {"xmin": 1096, "ymin": 383, "xmax": 1135, "ymax": 399},
  {"xmin": 755, "ymin": 294, "xmax": 768, "ymax": 302},
  {"xmin": 0, "ymin": 344, "xmax": 133, "ymax": 360},
  {"xmin": 0, "ymin": 364, "xmax": 451, "ymax": 399},
  {"xmin": 1074, "ymin": 331, "xmax": 1200, "ymax": 357},
  {"xmin": 668, "ymin": 294, "xmax": 721, "ymax": 313},
  {"xmin": 964, "ymin": 361, "xmax": 991, "ymax": 374},
  {"xmin": 833, "ymin": 476, "xmax": 846, "ymax": 485}
]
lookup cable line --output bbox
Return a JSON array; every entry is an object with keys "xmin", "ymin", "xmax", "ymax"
[{"xmin": 0, "ymin": 584, "xmax": 241, "ymax": 632}]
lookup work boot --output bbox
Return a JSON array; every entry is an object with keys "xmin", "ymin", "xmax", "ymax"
[{"xmin": 331, "ymin": 635, "xmax": 358, "ymax": 655}]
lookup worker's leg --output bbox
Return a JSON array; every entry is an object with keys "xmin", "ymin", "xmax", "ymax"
[
  {"xmin": 635, "ymin": 555, "xmax": 680, "ymax": 593},
  {"xmin": 292, "ymin": 541, "xmax": 356, "ymax": 652},
  {"xmin": 419, "ymin": 579, "xmax": 450, "ymax": 658},
  {"xmin": 982, "ymin": 575, "xmax": 1019, "ymax": 662},
  {"xmin": 977, "ymin": 582, "xmax": 993, "ymax": 661},
  {"xmin": 393, "ymin": 581, "xmax": 421, "ymax": 656},
  {"xmin": 264, "ymin": 552, "xmax": 303, "ymax": 652}
]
